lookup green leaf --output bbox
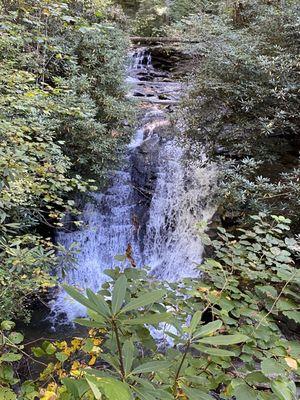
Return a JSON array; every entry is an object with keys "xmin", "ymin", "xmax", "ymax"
[
  {"xmin": 189, "ymin": 310, "xmax": 202, "ymax": 335},
  {"xmin": 8, "ymin": 332, "xmax": 23, "ymax": 344},
  {"xmin": 100, "ymin": 354, "xmax": 120, "ymax": 373},
  {"xmin": 245, "ymin": 371, "xmax": 270, "ymax": 384},
  {"xmin": 182, "ymin": 386, "xmax": 214, "ymax": 400},
  {"xmin": 195, "ymin": 344, "xmax": 235, "ymax": 357},
  {"xmin": 85, "ymin": 375, "xmax": 102, "ymax": 400},
  {"xmin": 261, "ymin": 359, "xmax": 286, "ymax": 377},
  {"xmin": 56, "ymin": 352, "xmax": 69, "ymax": 363},
  {"xmin": 131, "ymin": 361, "xmax": 171, "ymax": 374},
  {"xmin": 123, "ymin": 313, "xmax": 171, "ymax": 325},
  {"xmin": 123, "ymin": 340, "xmax": 134, "ymax": 375},
  {"xmin": 1, "ymin": 321, "xmax": 15, "ymax": 331},
  {"xmin": 0, "ymin": 353, "xmax": 22, "ymax": 362},
  {"xmin": 132, "ymin": 387, "xmax": 156, "ymax": 400},
  {"xmin": 282, "ymin": 311, "xmax": 300, "ymax": 324},
  {"xmin": 120, "ymin": 290, "xmax": 165, "ymax": 314},
  {"xmin": 31, "ymin": 347, "xmax": 46, "ymax": 358},
  {"xmin": 0, "ymin": 387, "xmax": 16, "ymax": 400},
  {"xmin": 271, "ymin": 380, "xmax": 297, "ymax": 400},
  {"xmin": 233, "ymin": 383, "xmax": 258, "ymax": 400},
  {"xmin": 63, "ymin": 285, "xmax": 101, "ymax": 315},
  {"xmin": 114, "ymin": 254, "xmax": 126, "ymax": 262},
  {"xmin": 112, "ymin": 275, "xmax": 127, "ymax": 314},
  {"xmin": 193, "ymin": 320, "xmax": 223, "ymax": 339},
  {"xmin": 43, "ymin": 341, "xmax": 56, "ymax": 355},
  {"xmin": 74, "ymin": 318, "xmax": 105, "ymax": 329},
  {"xmin": 86, "ymin": 289, "xmax": 111, "ymax": 317},
  {"xmin": 198, "ymin": 334, "xmax": 249, "ymax": 345},
  {"xmin": 62, "ymin": 377, "xmax": 89, "ymax": 398},
  {"xmin": 88, "ymin": 310, "xmax": 107, "ymax": 323},
  {"xmin": 86, "ymin": 375, "xmax": 132, "ymax": 400}
]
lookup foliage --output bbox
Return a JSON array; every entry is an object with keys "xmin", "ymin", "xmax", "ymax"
[
  {"xmin": 128, "ymin": 0, "xmax": 220, "ymax": 36},
  {"xmin": 0, "ymin": 0, "xmax": 131, "ymax": 320},
  {"xmin": 170, "ymin": 0, "xmax": 300, "ymax": 223},
  {"xmin": 218, "ymin": 158, "xmax": 300, "ymax": 225},
  {"xmin": 2, "ymin": 215, "xmax": 299, "ymax": 399},
  {"xmin": 1, "ymin": 0, "xmax": 131, "ymax": 179},
  {"xmin": 130, "ymin": 0, "xmax": 170, "ymax": 36}
]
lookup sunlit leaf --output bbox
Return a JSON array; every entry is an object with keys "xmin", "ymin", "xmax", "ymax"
[
  {"xmin": 120, "ymin": 290, "xmax": 165, "ymax": 314},
  {"xmin": 112, "ymin": 275, "xmax": 127, "ymax": 314}
]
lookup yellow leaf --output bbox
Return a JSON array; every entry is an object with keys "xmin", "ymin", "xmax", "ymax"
[
  {"xmin": 40, "ymin": 384, "xmax": 58, "ymax": 400},
  {"xmin": 71, "ymin": 338, "xmax": 82, "ymax": 350},
  {"xmin": 70, "ymin": 360, "xmax": 82, "ymax": 376},
  {"xmin": 197, "ymin": 287, "xmax": 209, "ymax": 293},
  {"xmin": 40, "ymin": 390, "xmax": 57, "ymax": 400},
  {"xmin": 88, "ymin": 355, "xmax": 96, "ymax": 366},
  {"xmin": 55, "ymin": 341, "xmax": 67, "ymax": 350},
  {"xmin": 285, "ymin": 357, "xmax": 298, "ymax": 370}
]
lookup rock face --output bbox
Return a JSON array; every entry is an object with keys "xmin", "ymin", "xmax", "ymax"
[{"xmin": 127, "ymin": 47, "xmax": 183, "ymax": 247}]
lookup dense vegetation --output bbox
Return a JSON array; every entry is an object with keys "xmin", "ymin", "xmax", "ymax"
[
  {"xmin": 0, "ymin": 0, "xmax": 299, "ymax": 399},
  {"xmin": 171, "ymin": 0, "xmax": 300, "ymax": 226},
  {"xmin": 0, "ymin": 0, "xmax": 130, "ymax": 321}
]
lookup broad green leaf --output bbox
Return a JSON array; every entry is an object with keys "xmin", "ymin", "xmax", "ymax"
[
  {"xmin": 0, "ymin": 387, "xmax": 16, "ymax": 400},
  {"xmin": 0, "ymin": 353, "xmax": 22, "ymax": 362},
  {"xmin": 63, "ymin": 285, "xmax": 101, "ymax": 315},
  {"xmin": 282, "ymin": 311, "xmax": 300, "ymax": 324},
  {"xmin": 193, "ymin": 320, "xmax": 223, "ymax": 339},
  {"xmin": 182, "ymin": 386, "xmax": 214, "ymax": 400},
  {"xmin": 8, "ymin": 332, "xmax": 23, "ymax": 344},
  {"xmin": 153, "ymin": 390, "xmax": 174, "ymax": 399},
  {"xmin": 245, "ymin": 371, "xmax": 270, "ymax": 384},
  {"xmin": 43, "ymin": 341, "xmax": 56, "ymax": 355},
  {"xmin": 112, "ymin": 275, "xmax": 127, "ymax": 314},
  {"xmin": 61, "ymin": 378, "xmax": 79, "ymax": 398},
  {"xmin": 56, "ymin": 352, "xmax": 68, "ymax": 363},
  {"xmin": 195, "ymin": 344, "xmax": 235, "ymax": 357},
  {"xmin": 88, "ymin": 310, "xmax": 107, "ymax": 324},
  {"xmin": 198, "ymin": 334, "xmax": 249, "ymax": 345},
  {"xmin": 74, "ymin": 318, "xmax": 105, "ymax": 329},
  {"xmin": 120, "ymin": 290, "xmax": 165, "ymax": 314},
  {"xmin": 98, "ymin": 353, "xmax": 120, "ymax": 373},
  {"xmin": 123, "ymin": 340, "xmax": 134, "ymax": 375},
  {"xmin": 131, "ymin": 361, "xmax": 171, "ymax": 374},
  {"xmin": 233, "ymin": 383, "xmax": 258, "ymax": 400},
  {"xmin": 132, "ymin": 376, "xmax": 156, "ymax": 391},
  {"xmin": 271, "ymin": 380, "xmax": 297, "ymax": 400},
  {"xmin": 31, "ymin": 347, "xmax": 46, "ymax": 357},
  {"xmin": 123, "ymin": 312, "xmax": 171, "ymax": 325},
  {"xmin": 86, "ymin": 375, "xmax": 102, "ymax": 399},
  {"xmin": 261, "ymin": 359, "xmax": 285, "ymax": 377},
  {"xmin": 114, "ymin": 254, "xmax": 126, "ymax": 262},
  {"xmin": 133, "ymin": 387, "xmax": 156, "ymax": 400},
  {"xmin": 86, "ymin": 289, "xmax": 111, "ymax": 317},
  {"xmin": 189, "ymin": 310, "xmax": 202, "ymax": 335},
  {"xmin": 86, "ymin": 375, "xmax": 132, "ymax": 400},
  {"xmin": 62, "ymin": 378, "xmax": 89, "ymax": 398},
  {"xmin": 1, "ymin": 321, "xmax": 15, "ymax": 331}
]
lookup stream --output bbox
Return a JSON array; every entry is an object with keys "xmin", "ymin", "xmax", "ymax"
[{"xmin": 50, "ymin": 48, "xmax": 216, "ymax": 324}]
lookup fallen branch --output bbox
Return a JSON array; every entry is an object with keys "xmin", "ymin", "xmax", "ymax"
[{"xmin": 130, "ymin": 36, "xmax": 201, "ymax": 44}]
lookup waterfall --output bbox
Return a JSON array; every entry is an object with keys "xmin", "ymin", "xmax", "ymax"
[
  {"xmin": 51, "ymin": 49, "xmax": 216, "ymax": 323},
  {"xmin": 130, "ymin": 48, "xmax": 152, "ymax": 71},
  {"xmin": 143, "ymin": 143, "xmax": 215, "ymax": 281}
]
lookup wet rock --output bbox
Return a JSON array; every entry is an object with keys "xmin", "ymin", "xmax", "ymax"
[{"xmin": 130, "ymin": 135, "xmax": 161, "ymax": 245}]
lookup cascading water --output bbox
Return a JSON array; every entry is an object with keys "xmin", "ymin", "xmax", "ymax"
[
  {"xmin": 130, "ymin": 48, "xmax": 152, "ymax": 71},
  {"xmin": 51, "ymin": 48, "xmax": 216, "ymax": 322}
]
